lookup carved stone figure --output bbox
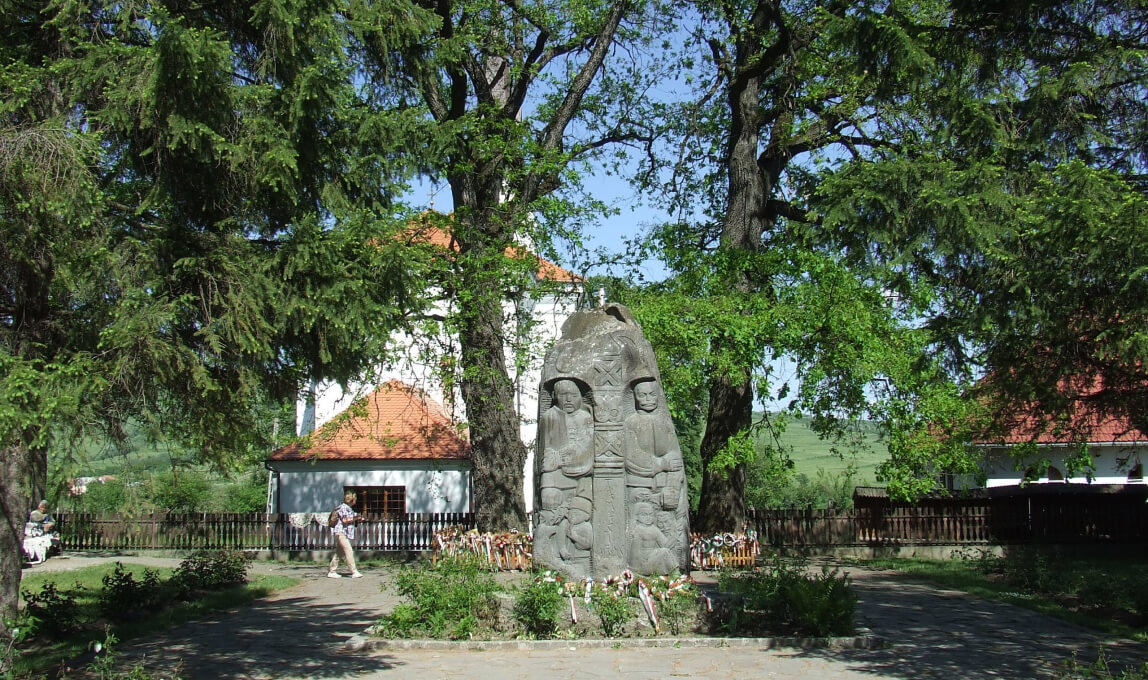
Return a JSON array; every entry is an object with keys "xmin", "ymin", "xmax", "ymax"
[
  {"xmin": 624, "ymin": 380, "xmax": 685, "ymax": 509},
  {"xmin": 628, "ymin": 501, "xmax": 679, "ymax": 576},
  {"xmin": 539, "ymin": 379, "xmax": 593, "ymax": 505},
  {"xmin": 560, "ymin": 495, "xmax": 593, "ymax": 571},
  {"xmin": 533, "ymin": 303, "xmax": 690, "ymax": 579}
]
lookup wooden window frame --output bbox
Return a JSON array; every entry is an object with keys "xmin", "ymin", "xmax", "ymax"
[{"xmin": 346, "ymin": 486, "xmax": 406, "ymax": 517}]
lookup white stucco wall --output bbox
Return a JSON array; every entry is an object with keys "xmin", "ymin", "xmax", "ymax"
[
  {"xmin": 267, "ymin": 460, "xmax": 471, "ymax": 514},
  {"xmin": 294, "ymin": 279, "xmax": 582, "ymax": 514},
  {"xmin": 981, "ymin": 444, "xmax": 1146, "ymax": 487}
]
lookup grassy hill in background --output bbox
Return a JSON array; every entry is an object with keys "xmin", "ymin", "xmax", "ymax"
[
  {"xmin": 70, "ymin": 424, "xmax": 191, "ymax": 478},
  {"xmin": 762, "ymin": 413, "xmax": 888, "ymax": 486}
]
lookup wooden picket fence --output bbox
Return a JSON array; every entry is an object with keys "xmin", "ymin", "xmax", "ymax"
[
  {"xmin": 56, "ymin": 512, "xmax": 475, "ymax": 552},
  {"xmin": 749, "ymin": 491, "xmax": 1148, "ymax": 548},
  {"xmin": 53, "ymin": 491, "xmax": 1147, "ymax": 558}
]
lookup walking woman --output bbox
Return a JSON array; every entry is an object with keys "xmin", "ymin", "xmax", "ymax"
[{"xmin": 329, "ymin": 490, "xmax": 364, "ymax": 578}]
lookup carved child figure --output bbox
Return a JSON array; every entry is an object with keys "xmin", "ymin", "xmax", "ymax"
[
  {"xmin": 628, "ymin": 501, "xmax": 679, "ymax": 575},
  {"xmin": 560, "ymin": 495, "xmax": 593, "ymax": 570}
]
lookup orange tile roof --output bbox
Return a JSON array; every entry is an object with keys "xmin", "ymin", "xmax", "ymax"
[
  {"xmin": 403, "ymin": 221, "xmax": 582, "ymax": 283},
  {"xmin": 269, "ymin": 381, "xmax": 470, "ymax": 462},
  {"xmin": 982, "ymin": 409, "xmax": 1148, "ymax": 445},
  {"xmin": 976, "ymin": 374, "xmax": 1148, "ymax": 445}
]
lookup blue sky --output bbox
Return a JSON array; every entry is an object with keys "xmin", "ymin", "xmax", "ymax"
[{"xmin": 405, "ymin": 172, "xmax": 673, "ymax": 282}]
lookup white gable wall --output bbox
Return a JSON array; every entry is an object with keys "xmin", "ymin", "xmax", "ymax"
[{"xmin": 269, "ymin": 460, "xmax": 471, "ymax": 514}]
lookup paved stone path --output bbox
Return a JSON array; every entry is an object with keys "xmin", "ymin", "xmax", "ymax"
[{"xmin": 25, "ymin": 554, "xmax": 1148, "ymax": 680}]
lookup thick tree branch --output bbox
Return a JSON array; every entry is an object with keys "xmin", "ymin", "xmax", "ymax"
[{"xmin": 520, "ymin": 0, "xmax": 628, "ymax": 203}]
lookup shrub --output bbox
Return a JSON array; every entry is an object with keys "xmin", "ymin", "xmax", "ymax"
[
  {"xmin": 22, "ymin": 581, "xmax": 81, "ymax": 638},
  {"xmin": 716, "ymin": 556, "xmax": 855, "ymax": 636},
  {"xmin": 213, "ymin": 474, "xmax": 268, "ymax": 512},
  {"xmin": 375, "ymin": 555, "xmax": 502, "ymax": 640},
  {"xmin": 590, "ymin": 590, "xmax": 633, "ymax": 638},
  {"xmin": 997, "ymin": 546, "xmax": 1068, "ymax": 594},
  {"xmin": 0, "ymin": 620, "xmax": 31, "ymax": 677},
  {"xmin": 656, "ymin": 592, "xmax": 699, "ymax": 636},
  {"xmin": 99, "ymin": 563, "xmax": 163, "ymax": 621},
  {"xmin": 77, "ymin": 479, "xmax": 132, "ymax": 514},
  {"xmin": 514, "ymin": 573, "xmax": 564, "ymax": 638},
  {"xmin": 146, "ymin": 470, "xmax": 212, "ymax": 513},
  {"xmin": 1057, "ymin": 648, "xmax": 1148, "ymax": 680},
  {"xmin": 171, "ymin": 550, "xmax": 250, "ymax": 597},
  {"xmin": 84, "ymin": 631, "xmax": 185, "ymax": 680},
  {"xmin": 775, "ymin": 566, "xmax": 856, "ymax": 636}
]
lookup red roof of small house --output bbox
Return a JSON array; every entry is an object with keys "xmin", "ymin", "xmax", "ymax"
[
  {"xmin": 974, "ymin": 374, "xmax": 1148, "ymax": 446},
  {"xmin": 403, "ymin": 221, "xmax": 582, "ymax": 283},
  {"xmin": 268, "ymin": 381, "xmax": 470, "ymax": 462},
  {"xmin": 979, "ymin": 410, "xmax": 1148, "ymax": 445}
]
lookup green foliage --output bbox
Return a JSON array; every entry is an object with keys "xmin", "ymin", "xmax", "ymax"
[
  {"xmin": 1057, "ymin": 649, "xmax": 1148, "ymax": 680},
  {"xmin": 1, "ymin": 0, "xmax": 430, "ymax": 542},
  {"xmin": 99, "ymin": 564, "xmax": 164, "ymax": 622},
  {"xmin": 656, "ymin": 592, "xmax": 697, "ymax": 636},
  {"xmin": 80, "ymin": 631, "xmax": 184, "ymax": 680},
  {"xmin": 0, "ymin": 620, "xmax": 32, "ymax": 679},
  {"xmin": 77, "ymin": 479, "xmax": 133, "ymax": 514},
  {"xmin": 715, "ymin": 557, "xmax": 856, "ymax": 637},
  {"xmin": 146, "ymin": 470, "xmax": 212, "ymax": 513},
  {"xmin": 375, "ymin": 556, "xmax": 503, "ymax": 640},
  {"xmin": 170, "ymin": 551, "xmax": 250, "ymax": 598},
  {"xmin": 589, "ymin": 589, "xmax": 633, "ymax": 638},
  {"xmin": 749, "ymin": 468, "xmax": 857, "ymax": 510},
  {"xmin": 513, "ymin": 575, "xmax": 564, "ymax": 638},
  {"xmin": 213, "ymin": 472, "xmax": 269, "ymax": 513},
  {"xmin": 21, "ymin": 582, "xmax": 81, "ymax": 638},
  {"xmin": 13, "ymin": 562, "xmax": 293, "ymax": 677}
]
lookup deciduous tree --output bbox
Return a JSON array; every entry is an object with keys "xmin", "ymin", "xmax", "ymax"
[{"xmin": 351, "ymin": 0, "xmax": 673, "ymax": 530}]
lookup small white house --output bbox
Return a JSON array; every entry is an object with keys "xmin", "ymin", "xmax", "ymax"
[
  {"xmin": 266, "ymin": 380, "xmax": 472, "ymax": 515},
  {"xmin": 267, "ymin": 221, "xmax": 584, "ymax": 515}
]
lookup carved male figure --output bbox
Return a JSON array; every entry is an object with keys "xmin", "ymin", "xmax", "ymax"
[
  {"xmin": 624, "ymin": 380, "xmax": 684, "ymax": 509},
  {"xmin": 540, "ymin": 379, "xmax": 594, "ymax": 508}
]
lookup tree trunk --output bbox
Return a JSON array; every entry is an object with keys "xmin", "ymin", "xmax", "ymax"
[
  {"xmin": 0, "ymin": 442, "xmax": 34, "ymax": 636},
  {"xmin": 695, "ymin": 376, "xmax": 752, "ymax": 533},
  {"xmin": 694, "ymin": 15, "xmax": 768, "ymax": 533},
  {"xmin": 457, "ymin": 289, "xmax": 530, "ymax": 532},
  {"xmin": 450, "ymin": 167, "xmax": 530, "ymax": 532}
]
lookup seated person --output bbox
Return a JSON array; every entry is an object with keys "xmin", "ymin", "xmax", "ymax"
[
  {"xmin": 28, "ymin": 500, "xmax": 55, "ymax": 534},
  {"xmin": 24, "ymin": 500, "xmax": 59, "ymax": 564}
]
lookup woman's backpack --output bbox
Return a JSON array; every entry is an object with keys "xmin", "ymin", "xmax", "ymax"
[{"xmin": 327, "ymin": 507, "xmax": 340, "ymax": 528}]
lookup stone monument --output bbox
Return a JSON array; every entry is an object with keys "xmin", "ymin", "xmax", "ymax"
[{"xmin": 532, "ymin": 303, "xmax": 690, "ymax": 579}]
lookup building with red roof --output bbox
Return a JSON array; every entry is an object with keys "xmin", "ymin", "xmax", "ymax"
[
  {"xmin": 265, "ymin": 217, "xmax": 584, "ymax": 515},
  {"xmin": 267, "ymin": 381, "xmax": 471, "ymax": 516},
  {"xmin": 973, "ymin": 378, "xmax": 1147, "ymax": 488}
]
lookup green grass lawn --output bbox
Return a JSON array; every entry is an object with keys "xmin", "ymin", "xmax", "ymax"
[{"xmin": 15, "ymin": 562, "xmax": 298, "ymax": 677}]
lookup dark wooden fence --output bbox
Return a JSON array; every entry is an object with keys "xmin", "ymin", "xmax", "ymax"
[
  {"xmin": 56, "ymin": 512, "xmax": 475, "ymax": 552},
  {"xmin": 53, "ymin": 489, "xmax": 1148, "ymax": 554},
  {"xmin": 750, "ymin": 489, "xmax": 1148, "ymax": 548}
]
